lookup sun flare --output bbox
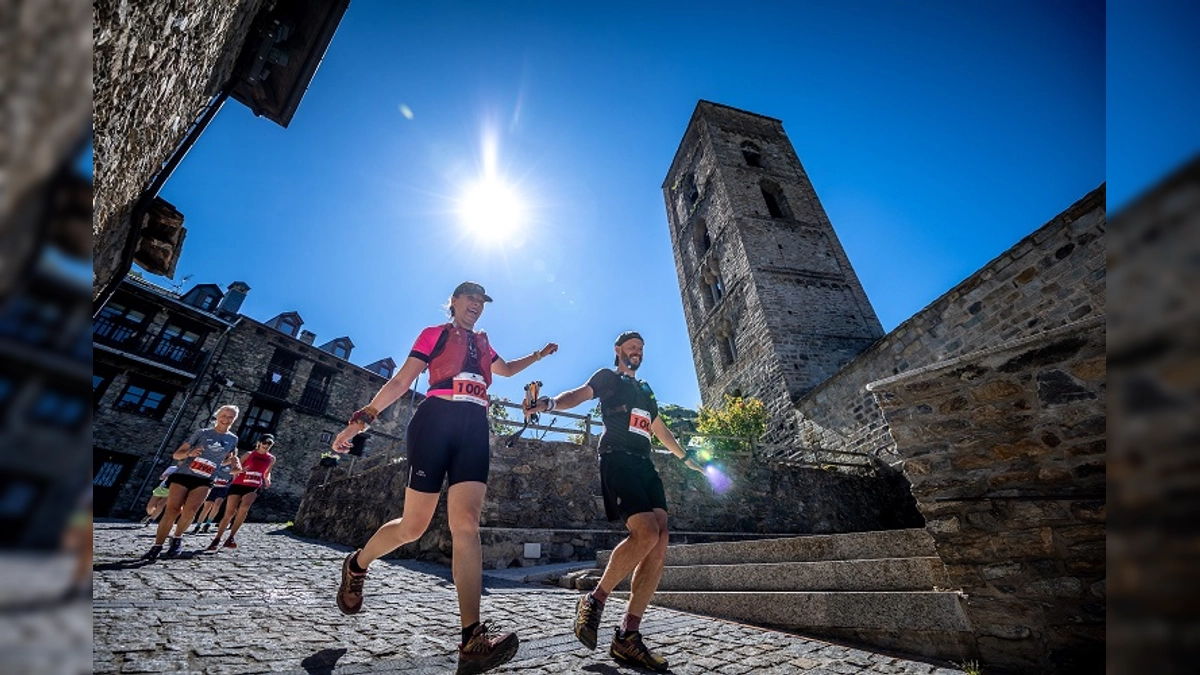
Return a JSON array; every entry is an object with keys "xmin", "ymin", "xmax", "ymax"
[{"xmin": 457, "ymin": 176, "xmax": 526, "ymax": 239}]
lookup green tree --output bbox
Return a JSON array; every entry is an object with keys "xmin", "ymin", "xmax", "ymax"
[
  {"xmin": 568, "ymin": 404, "xmax": 602, "ymax": 445},
  {"xmin": 695, "ymin": 395, "xmax": 767, "ymax": 455},
  {"xmin": 653, "ymin": 403, "xmax": 699, "ymax": 446},
  {"xmin": 488, "ymin": 396, "xmax": 515, "ymax": 435}
]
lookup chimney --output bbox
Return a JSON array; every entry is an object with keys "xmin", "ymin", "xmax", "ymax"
[
  {"xmin": 218, "ymin": 281, "xmax": 250, "ymax": 316},
  {"xmin": 299, "ymin": 330, "xmax": 316, "ymax": 345}
]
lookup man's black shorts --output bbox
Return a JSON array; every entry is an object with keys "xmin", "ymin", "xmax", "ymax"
[{"xmin": 599, "ymin": 449, "xmax": 667, "ymax": 522}]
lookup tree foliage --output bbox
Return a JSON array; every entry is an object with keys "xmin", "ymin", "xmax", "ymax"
[
  {"xmin": 488, "ymin": 397, "xmax": 515, "ymax": 435},
  {"xmin": 653, "ymin": 403, "xmax": 699, "ymax": 446},
  {"xmin": 695, "ymin": 395, "xmax": 768, "ymax": 455},
  {"xmin": 568, "ymin": 404, "xmax": 602, "ymax": 445}
]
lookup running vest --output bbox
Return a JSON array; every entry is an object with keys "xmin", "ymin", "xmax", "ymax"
[
  {"xmin": 591, "ymin": 369, "xmax": 658, "ymax": 456},
  {"xmin": 232, "ymin": 451, "xmax": 274, "ymax": 488},
  {"xmin": 427, "ymin": 324, "xmax": 493, "ymax": 388}
]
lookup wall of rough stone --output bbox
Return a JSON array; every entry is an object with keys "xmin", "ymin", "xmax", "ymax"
[
  {"xmin": 293, "ymin": 435, "xmax": 908, "ymax": 565},
  {"xmin": 868, "ymin": 316, "xmax": 1105, "ymax": 673},
  {"xmin": 785, "ymin": 185, "xmax": 1105, "ymax": 464},
  {"xmin": 93, "ymin": 0, "xmax": 267, "ymax": 298}
]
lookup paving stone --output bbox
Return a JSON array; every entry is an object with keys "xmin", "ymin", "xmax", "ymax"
[{"xmin": 86, "ymin": 520, "xmax": 971, "ymax": 673}]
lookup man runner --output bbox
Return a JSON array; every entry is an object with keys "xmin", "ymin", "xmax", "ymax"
[{"xmin": 530, "ymin": 331, "xmax": 704, "ymax": 672}]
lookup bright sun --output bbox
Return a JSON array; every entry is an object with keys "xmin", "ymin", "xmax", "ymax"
[{"xmin": 457, "ymin": 176, "xmax": 526, "ymax": 238}]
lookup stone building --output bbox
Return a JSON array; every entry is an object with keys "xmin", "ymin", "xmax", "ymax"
[
  {"xmin": 93, "ymin": 0, "xmax": 349, "ymax": 305},
  {"xmin": 92, "ymin": 274, "xmax": 416, "ymax": 521}
]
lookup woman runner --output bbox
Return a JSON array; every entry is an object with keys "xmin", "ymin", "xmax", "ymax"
[{"xmin": 330, "ymin": 281, "xmax": 556, "ymax": 673}]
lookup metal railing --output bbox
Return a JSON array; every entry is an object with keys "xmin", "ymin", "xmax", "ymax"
[
  {"xmin": 314, "ymin": 397, "xmax": 879, "ymax": 485},
  {"xmin": 93, "ymin": 316, "xmax": 207, "ymax": 372}
]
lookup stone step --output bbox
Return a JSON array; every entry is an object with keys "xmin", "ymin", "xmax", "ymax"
[
  {"xmin": 597, "ymin": 528, "xmax": 935, "ymax": 568},
  {"xmin": 616, "ymin": 590, "xmax": 976, "ymax": 663},
  {"xmin": 613, "ymin": 556, "xmax": 948, "ymax": 592}
]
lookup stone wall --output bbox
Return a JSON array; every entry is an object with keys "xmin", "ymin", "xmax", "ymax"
[
  {"xmin": 784, "ymin": 185, "xmax": 1105, "ymax": 463},
  {"xmin": 93, "ymin": 0, "xmax": 267, "ymax": 298},
  {"xmin": 867, "ymin": 316, "xmax": 1105, "ymax": 673},
  {"xmin": 293, "ymin": 435, "xmax": 909, "ymax": 566}
]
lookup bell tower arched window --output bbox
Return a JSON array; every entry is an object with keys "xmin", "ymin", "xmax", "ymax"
[{"xmin": 741, "ymin": 141, "xmax": 762, "ymax": 167}]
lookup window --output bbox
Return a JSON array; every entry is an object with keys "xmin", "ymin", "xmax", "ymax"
[
  {"xmin": 333, "ymin": 343, "xmax": 350, "ymax": 359},
  {"xmin": 198, "ymin": 293, "xmax": 218, "ymax": 311},
  {"xmin": 93, "ymin": 300, "xmax": 149, "ymax": 346},
  {"xmin": 741, "ymin": 141, "xmax": 762, "ymax": 167},
  {"xmin": 693, "ymin": 219, "xmax": 711, "ymax": 256},
  {"xmin": 719, "ymin": 334, "xmax": 738, "ymax": 366},
  {"xmin": 299, "ymin": 365, "xmax": 335, "ymax": 413},
  {"xmin": 150, "ymin": 318, "xmax": 206, "ymax": 369},
  {"xmin": 319, "ymin": 431, "xmax": 334, "ymax": 444},
  {"xmin": 114, "ymin": 380, "xmax": 175, "ymax": 418},
  {"xmin": 93, "ymin": 367, "xmax": 118, "ymax": 405},
  {"xmin": 238, "ymin": 401, "xmax": 281, "ymax": 448},
  {"xmin": 28, "ymin": 386, "xmax": 87, "ymax": 431},
  {"xmin": 707, "ymin": 276, "xmax": 725, "ymax": 305},
  {"xmin": 93, "ymin": 461, "xmax": 124, "ymax": 488},
  {"xmin": 761, "ymin": 184, "xmax": 786, "ymax": 218},
  {"xmin": 279, "ymin": 318, "xmax": 299, "ymax": 337},
  {"xmin": 260, "ymin": 349, "xmax": 298, "ymax": 398}
]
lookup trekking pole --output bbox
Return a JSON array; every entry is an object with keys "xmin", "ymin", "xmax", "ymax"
[{"xmin": 504, "ymin": 381, "xmax": 541, "ymax": 447}]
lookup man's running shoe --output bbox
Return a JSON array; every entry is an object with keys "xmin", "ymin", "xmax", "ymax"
[
  {"xmin": 200, "ymin": 522, "xmax": 211, "ymax": 533},
  {"xmin": 457, "ymin": 621, "xmax": 519, "ymax": 675},
  {"xmin": 163, "ymin": 537, "xmax": 183, "ymax": 559},
  {"xmin": 337, "ymin": 550, "xmax": 367, "ymax": 615},
  {"xmin": 206, "ymin": 537, "xmax": 221, "ymax": 553},
  {"xmin": 141, "ymin": 544, "xmax": 162, "ymax": 561},
  {"xmin": 610, "ymin": 629, "xmax": 669, "ymax": 672},
  {"xmin": 573, "ymin": 592, "xmax": 604, "ymax": 649},
  {"xmin": 223, "ymin": 538, "xmax": 238, "ymax": 549}
]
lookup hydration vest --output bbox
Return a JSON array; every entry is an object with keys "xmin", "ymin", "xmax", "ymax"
[{"xmin": 427, "ymin": 324, "xmax": 493, "ymax": 388}]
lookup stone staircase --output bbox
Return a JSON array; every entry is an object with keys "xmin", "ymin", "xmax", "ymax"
[{"xmin": 601, "ymin": 529, "xmax": 977, "ymax": 664}]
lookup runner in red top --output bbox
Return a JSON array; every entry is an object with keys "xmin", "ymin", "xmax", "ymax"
[
  {"xmin": 206, "ymin": 434, "xmax": 276, "ymax": 552},
  {"xmin": 330, "ymin": 281, "xmax": 557, "ymax": 672}
]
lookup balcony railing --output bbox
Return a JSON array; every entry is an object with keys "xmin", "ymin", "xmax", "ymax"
[
  {"xmin": 93, "ymin": 317, "xmax": 207, "ymax": 372},
  {"xmin": 297, "ymin": 387, "xmax": 330, "ymax": 414},
  {"xmin": 257, "ymin": 373, "xmax": 292, "ymax": 399}
]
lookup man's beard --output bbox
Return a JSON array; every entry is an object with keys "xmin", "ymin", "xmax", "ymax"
[{"xmin": 621, "ymin": 355, "xmax": 641, "ymax": 371}]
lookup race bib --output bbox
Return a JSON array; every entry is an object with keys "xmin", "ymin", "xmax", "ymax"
[
  {"xmin": 241, "ymin": 471, "xmax": 263, "ymax": 487},
  {"xmin": 189, "ymin": 457, "xmax": 216, "ymax": 478},
  {"xmin": 451, "ymin": 372, "xmax": 489, "ymax": 406},
  {"xmin": 629, "ymin": 407, "xmax": 652, "ymax": 439},
  {"xmin": 212, "ymin": 478, "xmax": 230, "ymax": 488}
]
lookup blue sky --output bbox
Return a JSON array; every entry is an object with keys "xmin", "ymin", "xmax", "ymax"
[{"xmin": 145, "ymin": 1, "xmax": 1106, "ymax": 412}]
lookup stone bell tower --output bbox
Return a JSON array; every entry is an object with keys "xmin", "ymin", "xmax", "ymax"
[{"xmin": 662, "ymin": 101, "xmax": 884, "ymax": 443}]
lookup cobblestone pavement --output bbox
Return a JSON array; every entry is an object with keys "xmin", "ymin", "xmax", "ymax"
[{"xmin": 93, "ymin": 520, "xmax": 964, "ymax": 674}]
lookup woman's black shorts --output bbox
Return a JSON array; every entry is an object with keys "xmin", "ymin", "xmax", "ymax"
[
  {"xmin": 166, "ymin": 473, "xmax": 213, "ymax": 492},
  {"xmin": 599, "ymin": 448, "xmax": 667, "ymax": 522},
  {"xmin": 228, "ymin": 484, "xmax": 259, "ymax": 497},
  {"xmin": 406, "ymin": 396, "xmax": 490, "ymax": 493}
]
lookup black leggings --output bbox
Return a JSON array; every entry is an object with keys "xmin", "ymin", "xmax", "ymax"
[{"xmin": 406, "ymin": 396, "xmax": 490, "ymax": 493}]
